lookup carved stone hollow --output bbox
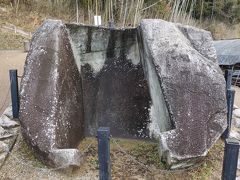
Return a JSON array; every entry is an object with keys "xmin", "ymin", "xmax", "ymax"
[{"xmin": 19, "ymin": 19, "xmax": 227, "ymax": 168}]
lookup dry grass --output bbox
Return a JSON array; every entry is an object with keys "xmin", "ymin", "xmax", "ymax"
[
  {"xmin": 0, "ymin": 135, "xmax": 224, "ymax": 179},
  {"xmin": 1, "ymin": 1, "xmax": 239, "ymax": 45},
  {"xmin": 0, "ymin": 30, "xmax": 27, "ymax": 49},
  {"xmin": 0, "ymin": 6, "xmax": 47, "ymax": 32},
  {"xmin": 202, "ymin": 21, "xmax": 240, "ymax": 40},
  {"xmin": 0, "ymin": 0, "xmax": 197, "ymax": 28}
]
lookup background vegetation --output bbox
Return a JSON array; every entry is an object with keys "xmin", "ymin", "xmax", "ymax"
[{"xmin": 1, "ymin": 0, "xmax": 240, "ymax": 41}]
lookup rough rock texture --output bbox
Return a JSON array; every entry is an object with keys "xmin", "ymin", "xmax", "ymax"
[
  {"xmin": 19, "ymin": 20, "xmax": 84, "ymax": 167},
  {"xmin": 19, "ymin": 19, "xmax": 227, "ymax": 168},
  {"xmin": 0, "ymin": 115, "xmax": 19, "ymax": 128},
  {"xmin": 139, "ymin": 19, "xmax": 227, "ymax": 166},
  {"xmin": 231, "ymin": 107, "xmax": 240, "ymax": 140},
  {"xmin": 0, "ymin": 106, "xmax": 19, "ymax": 168}
]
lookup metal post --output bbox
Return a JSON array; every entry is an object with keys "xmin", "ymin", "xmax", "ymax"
[
  {"xmin": 223, "ymin": 89, "xmax": 235, "ymax": 139},
  {"xmin": 225, "ymin": 69, "xmax": 233, "ymax": 90},
  {"xmin": 222, "ymin": 138, "xmax": 240, "ymax": 180},
  {"xmin": 97, "ymin": 127, "xmax": 111, "ymax": 180},
  {"xmin": 9, "ymin": 69, "xmax": 19, "ymax": 118}
]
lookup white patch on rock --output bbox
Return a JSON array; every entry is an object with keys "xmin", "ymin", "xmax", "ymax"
[
  {"xmin": 81, "ymin": 51, "xmax": 106, "ymax": 74},
  {"xmin": 127, "ymin": 43, "xmax": 140, "ymax": 65}
]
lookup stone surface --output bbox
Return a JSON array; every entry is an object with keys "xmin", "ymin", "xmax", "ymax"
[
  {"xmin": 0, "ymin": 141, "xmax": 9, "ymax": 154},
  {"xmin": 19, "ymin": 20, "xmax": 85, "ymax": 167},
  {"xmin": 0, "ymin": 126, "xmax": 13, "ymax": 139},
  {"xmin": 49, "ymin": 149, "xmax": 81, "ymax": 168},
  {"xmin": 233, "ymin": 109, "xmax": 240, "ymax": 128},
  {"xmin": 234, "ymin": 118, "xmax": 240, "ymax": 129},
  {"xmin": 2, "ymin": 106, "xmax": 12, "ymax": 118},
  {"xmin": 19, "ymin": 19, "xmax": 227, "ymax": 168},
  {"xmin": 0, "ymin": 106, "xmax": 19, "ymax": 168},
  {"xmin": 234, "ymin": 109, "xmax": 240, "ymax": 118},
  {"xmin": 67, "ymin": 25, "xmax": 151, "ymax": 138},
  {"xmin": 230, "ymin": 130, "xmax": 240, "ymax": 140},
  {"xmin": 234, "ymin": 105, "xmax": 239, "ymax": 110},
  {"xmin": 233, "ymin": 107, "xmax": 240, "ymax": 178},
  {"xmin": 0, "ymin": 135, "xmax": 18, "ymax": 168},
  {"xmin": 0, "ymin": 114, "xmax": 19, "ymax": 128},
  {"xmin": 231, "ymin": 107, "xmax": 240, "ymax": 139},
  {"xmin": 139, "ymin": 19, "xmax": 227, "ymax": 164}
]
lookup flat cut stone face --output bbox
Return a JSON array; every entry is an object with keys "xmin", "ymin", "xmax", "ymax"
[
  {"xmin": 67, "ymin": 25, "xmax": 151, "ymax": 139},
  {"xmin": 139, "ymin": 19, "xmax": 227, "ymax": 163}
]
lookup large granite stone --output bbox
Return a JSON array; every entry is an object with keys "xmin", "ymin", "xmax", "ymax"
[
  {"xmin": 19, "ymin": 19, "xmax": 227, "ymax": 168},
  {"xmin": 19, "ymin": 20, "xmax": 84, "ymax": 167},
  {"xmin": 139, "ymin": 19, "xmax": 227, "ymax": 166}
]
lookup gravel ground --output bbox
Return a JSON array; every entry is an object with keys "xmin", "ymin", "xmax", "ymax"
[{"xmin": 0, "ymin": 134, "xmax": 224, "ymax": 180}]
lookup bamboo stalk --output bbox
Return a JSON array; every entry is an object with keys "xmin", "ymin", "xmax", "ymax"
[
  {"xmin": 211, "ymin": 0, "xmax": 215, "ymax": 20},
  {"xmin": 170, "ymin": 0, "xmax": 176, "ymax": 22},
  {"xmin": 120, "ymin": 0, "xmax": 124, "ymax": 21},
  {"xmin": 95, "ymin": 0, "xmax": 98, "ymax": 16},
  {"xmin": 111, "ymin": 0, "xmax": 114, "ymax": 21},
  {"xmin": 176, "ymin": 0, "xmax": 186, "ymax": 22},
  {"xmin": 76, "ymin": 0, "xmax": 79, "ymax": 23},
  {"xmin": 109, "ymin": 0, "xmax": 111, "ymax": 21},
  {"xmin": 183, "ymin": 0, "xmax": 190, "ymax": 22},
  {"xmin": 88, "ymin": 0, "xmax": 90, "ymax": 24},
  {"xmin": 126, "ymin": 0, "xmax": 134, "ymax": 26},
  {"xmin": 15, "ymin": 0, "xmax": 20, "ymax": 14},
  {"xmin": 187, "ymin": 0, "xmax": 196, "ymax": 24},
  {"xmin": 122, "ymin": 0, "xmax": 128, "ymax": 27},
  {"xmin": 200, "ymin": 0, "xmax": 204, "ymax": 23},
  {"xmin": 140, "ymin": 0, "xmax": 161, "ymax": 12},
  {"xmin": 133, "ymin": 0, "xmax": 140, "ymax": 27}
]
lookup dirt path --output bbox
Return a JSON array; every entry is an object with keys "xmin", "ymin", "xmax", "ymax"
[{"xmin": 0, "ymin": 50, "xmax": 26, "ymax": 114}]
